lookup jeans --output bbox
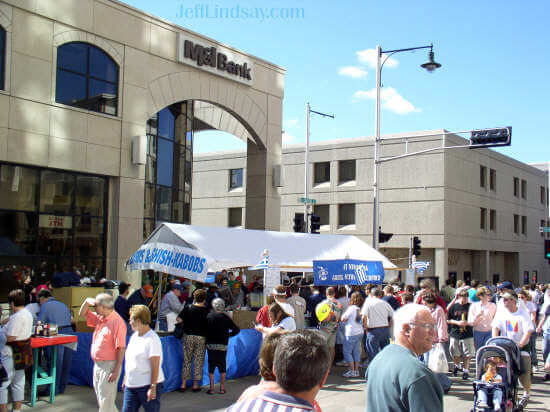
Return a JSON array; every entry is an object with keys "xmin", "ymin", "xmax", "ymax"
[
  {"xmin": 343, "ymin": 334, "xmax": 363, "ymax": 363},
  {"xmin": 529, "ymin": 332, "xmax": 537, "ymax": 366},
  {"xmin": 473, "ymin": 330, "xmax": 492, "ymax": 350},
  {"xmin": 44, "ymin": 326, "xmax": 74, "ymax": 394},
  {"xmin": 543, "ymin": 334, "xmax": 550, "ymax": 366},
  {"xmin": 478, "ymin": 387, "xmax": 503, "ymax": 408},
  {"xmin": 365, "ymin": 327, "xmax": 390, "ymax": 362},
  {"xmin": 122, "ymin": 382, "xmax": 162, "ymax": 412},
  {"xmin": 158, "ymin": 319, "xmax": 167, "ymax": 332}
]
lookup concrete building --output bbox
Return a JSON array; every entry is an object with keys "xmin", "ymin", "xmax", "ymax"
[
  {"xmin": 0, "ymin": 0, "xmax": 285, "ymax": 293},
  {"xmin": 192, "ymin": 131, "xmax": 550, "ymax": 285}
]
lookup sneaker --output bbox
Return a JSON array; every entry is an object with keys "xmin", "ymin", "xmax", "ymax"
[
  {"xmin": 342, "ymin": 370, "xmax": 354, "ymax": 378},
  {"xmin": 476, "ymin": 401, "xmax": 489, "ymax": 409},
  {"xmin": 518, "ymin": 394, "xmax": 529, "ymax": 408},
  {"xmin": 335, "ymin": 360, "xmax": 348, "ymax": 367},
  {"xmin": 453, "ymin": 366, "xmax": 460, "ymax": 377},
  {"xmin": 462, "ymin": 371, "xmax": 469, "ymax": 380}
]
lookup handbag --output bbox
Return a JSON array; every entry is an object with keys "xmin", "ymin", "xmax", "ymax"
[
  {"xmin": 7, "ymin": 339, "xmax": 33, "ymax": 370},
  {"xmin": 428, "ymin": 342, "xmax": 448, "ymax": 374},
  {"xmin": 173, "ymin": 322, "xmax": 184, "ymax": 339}
]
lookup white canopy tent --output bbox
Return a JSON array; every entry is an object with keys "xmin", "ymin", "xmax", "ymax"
[{"xmin": 128, "ymin": 223, "xmax": 396, "ymax": 280}]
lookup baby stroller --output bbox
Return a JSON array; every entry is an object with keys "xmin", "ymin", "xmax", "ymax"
[{"xmin": 471, "ymin": 337, "xmax": 522, "ymax": 412}]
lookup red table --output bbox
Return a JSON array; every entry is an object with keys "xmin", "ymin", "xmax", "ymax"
[{"xmin": 30, "ymin": 334, "xmax": 78, "ymax": 406}]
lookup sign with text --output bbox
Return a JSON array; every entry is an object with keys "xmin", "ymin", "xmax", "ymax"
[
  {"xmin": 264, "ymin": 265, "xmax": 281, "ymax": 299},
  {"xmin": 127, "ymin": 242, "xmax": 208, "ymax": 282},
  {"xmin": 177, "ymin": 33, "xmax": 254, "ymax": 86},
  {"xmin": 39, "ymin": 215, "xmax": 72, "ymax": 229},
  {"xmin": 313, "ymin": 259, "xmax": 384, "ymax": 286}
]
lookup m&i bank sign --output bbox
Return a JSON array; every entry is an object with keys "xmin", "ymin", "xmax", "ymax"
[{"xmin": 177, "ymin": 33, "xmax": 254, "ymax": 86}]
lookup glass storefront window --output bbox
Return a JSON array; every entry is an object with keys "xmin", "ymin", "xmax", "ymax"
[
  {"xmin": 76, "ymin": 176, "xmax": 105, "ymax": 216},
  {"xmin": 0, "ymin": 162, "xmax": 108, "ymax": 282},
  {"xmin": 157, "ymin": 186, "xmax": 172, "ymax": 221},
  {"xmin": 0, "ymin": 165, "xmax": 39, "ymax": 211},
  {"xmin": 40, "ymin": 171, "xmax": 75, "ymax": 215},
  {"xmin": 156, "ymin": 138, "xmax": 174, "ymax": 186}
]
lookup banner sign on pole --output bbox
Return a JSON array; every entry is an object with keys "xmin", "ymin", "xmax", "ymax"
[
  {"xmin": 264, "ymin": 265, "xmax": 281, "ymax": 298},
  {"xmin": 127, "ymin": 242, "xmax": 208, "ymax": 281},
  {"xmin": 313, "ymin": 259, "xmax": 384, "ymax": 285},
  {"xmin": 405, "ymin": 269, "xmax": 415, "ymax": 286}
]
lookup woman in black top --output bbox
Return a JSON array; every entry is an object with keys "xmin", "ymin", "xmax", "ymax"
[
  {"xmin": 205, "ymin": 298, "xmax": 240, "ymax": 394},
  {"xmin": 177, "ymin": 288, "xmax": 210, "ymax": 392}
]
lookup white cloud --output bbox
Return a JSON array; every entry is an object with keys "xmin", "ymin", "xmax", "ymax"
[
  {"xmin": 338, "ymin": 66, "xmax": 368, "ymax": 79},
  {"xmin": 356, "ymin": 48, "xmax": 398, "ymax": 69},
  {"xmin": 284, "ymin": 118, "xmax": 299, "ymax": 128},
  {"xmin": 353, "ymin": 87, "xmax": 421, "ymax": 115}
]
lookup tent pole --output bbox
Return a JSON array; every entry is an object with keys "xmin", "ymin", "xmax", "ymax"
[{"xmin": 156, "ymin": 272, "xmax": 163, "ymax": 331}]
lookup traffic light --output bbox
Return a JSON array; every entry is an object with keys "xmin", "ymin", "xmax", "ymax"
[
  {"xmin": 545, "ymin": 239, "xmax": 550, "ymax": 259},
  {"xmin": 469, "ymin": 127, "xmax": 511, "ymax": 149},
  {"xmin": 293, "ymin": 213, "xmax": 305, "ymax": 233},
  {"xmin": 378, "ymin": 227, "xmax": 393, "ymax": 243},
  {"xmin": 310, "ymin": 214, "xmax": 321, "ymax": 234},
  {"xmin": 412, "ymin": 236, "xmax": 422, "ymax": 256}
]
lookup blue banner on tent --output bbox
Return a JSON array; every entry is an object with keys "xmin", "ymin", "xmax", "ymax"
[{"xmin": 313, "ymin": 259, "xmax": 384, "ymax": 285}]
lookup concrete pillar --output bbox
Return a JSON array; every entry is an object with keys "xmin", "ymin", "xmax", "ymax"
[{"xmin": 435, "ymin": 248, "xmax": 448, "ymax": 282}]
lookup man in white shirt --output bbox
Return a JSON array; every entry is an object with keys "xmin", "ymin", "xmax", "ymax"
[
  {"xmin": 492, "ymin": 292, "xmax": 533, "ymax": 409},
  {"xmin": 0, "ymin": 289, "xmax": 33, "ymax": 412},
  {"xmin": 361, "ymin": 288, "xmax": 393, "ymax": 362}
]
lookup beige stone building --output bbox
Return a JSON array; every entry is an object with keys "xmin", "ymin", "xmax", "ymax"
[
  {"xmin": 192, "ymin": 131, "xmax": 550, "ymax": 285},
  {"xmin": 0, "ymin": 0, "xmax": 284, "ymax": 292}
]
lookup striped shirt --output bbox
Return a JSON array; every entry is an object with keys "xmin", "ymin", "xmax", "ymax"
[{"xmin": 227, "ymin": 391, "xmax": 315, "ymax": 412}]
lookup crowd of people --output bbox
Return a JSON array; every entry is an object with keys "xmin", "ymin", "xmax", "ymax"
[{"xmin": 1, "ymin": 275, "xmax": 550, "ymax": 411}]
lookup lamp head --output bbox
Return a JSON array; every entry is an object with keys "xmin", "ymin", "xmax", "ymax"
[{"xmin": 421, "ymin": 47, "xmax": 441, "ymax": 72}]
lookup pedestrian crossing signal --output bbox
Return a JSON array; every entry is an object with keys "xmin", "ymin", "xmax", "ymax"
[{"xmin": 545, "ymin": 239, "xmax": 550, "ymax": 259}]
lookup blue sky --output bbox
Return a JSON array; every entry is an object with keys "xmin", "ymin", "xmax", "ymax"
[{"xmin": 125, "ymin": 0, "xmax": 549, "ymax": 163}]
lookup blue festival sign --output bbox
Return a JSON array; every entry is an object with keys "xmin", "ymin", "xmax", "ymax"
[{"xmin": 313, "ymin": 259, "xmax": 384, "ymax": 285}]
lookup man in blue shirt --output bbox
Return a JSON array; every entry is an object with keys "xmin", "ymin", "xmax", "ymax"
[
  {"xmin": 114, "ymin": 282, "xmax": 131, "ymax": 323},
  {"xmin": 37, "ymin": 289, "xmax": 74, "ymax": 395}
]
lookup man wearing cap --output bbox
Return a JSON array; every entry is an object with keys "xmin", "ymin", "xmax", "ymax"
[
  {"xmin": 114, "ymin": 282, "xmax": 131, "ymax": 324},
  {"xmin": 158, "ymin": 284, "xmax": 184, "ymax": 331},
  {"xmin": 492, "ymin": 291, "xmax": 534, "ymax": 408},
  {"xmin": 127, "ymin": 284, "xmax": 153, "ymax": 308},
  {"xmin": 318, "ymin": 287, "xmax": 343, "ymax": 366}
]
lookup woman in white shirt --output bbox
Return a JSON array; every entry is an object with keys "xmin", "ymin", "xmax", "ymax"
[
  {"xmin": 340, "ymin": 292, "xmax": 364, "ymax": 378},
  {"xmin": 0, "ymin": 289, "xmax": 33, "ymax": 412},
  {"xmin": 122, "ymin": 305, "xmax": 164, "ymax": 412},
  {"xmin": 468, "ymin": 287, "xmax": 497, "ymax": 350},
  {"xmin": 255, "ymin": 303, "xmax": 296, "ymax": 336}
]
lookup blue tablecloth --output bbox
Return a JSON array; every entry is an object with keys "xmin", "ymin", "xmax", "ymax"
[{"xmin": 69, "ymin": 329, "xmax": 262, "ymax": 393}]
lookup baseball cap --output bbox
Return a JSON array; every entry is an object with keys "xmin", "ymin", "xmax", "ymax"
[{"xmin": 142, "ymin": 284, "xmax": 154, "ymax": 298}]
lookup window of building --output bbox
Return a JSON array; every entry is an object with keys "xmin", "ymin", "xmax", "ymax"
[
  {"xmin": 313, "ymin": 162, "xmax": 330, "ymax": 185},
  {"xmin": 521, "ymin": 215, "xmax": 527, "ymax": 235},
  {"xmin": 338, "ymin": 203, "xmax": 355, "ymax": 227},
  {"xmin": 56, "ymin": 42, "xmax": 119, "ymax": 116},
  {"xmin": 338, "ymin": 160, "xmax": 356, "ymax": 184},
  {"xmin": 480, "ymin": 207, "xmax": 487, "ymax": 230},
  {"xmin": 489, "ymin": 169, "xmax": 496, "ymax": 191},
  {"xmin": 513, "ymin": 214, "xmax": 519, "ymax": 234},
  {"xmin": 480, "ymin": 166, "xmax": 486, "ymax": 188},
  {"xmin": 541, "ymin": 219, "xmax": 546, "ymax": 238},
  {"xmin": 0, "ymin": 162, "xmax": 108, "ymax": 288},
  {"xmin": 228, "ymin": 207, "xmax": 242, "ymax": 227},
  {"xmin": 521, "ymin": 179, "xmax": 527, "ymax": 199},
  {"xmin": 229, "ymin": 169, "xmax": 243, "ymax": 190},
  {"xmin": 313, "ymin": 204, "xmax": 329, "ymax": 227},
  {"xmin": 490, "ymin": 209, "xmax": 496, "ymax": 231},
  {"xmin": 541, "ymin": 186, "xmax": 546, "ymax": 204},
  {"xmin": 144, "ymin": 102, "xmax": 193, "ymax": 238},
  {"xmin": 0, "ymin": 26, "xmax": 5, "ymax": 90},
  {"xmin": 513, "ymin": 177, "xmax": 519, "ymax": 197}
]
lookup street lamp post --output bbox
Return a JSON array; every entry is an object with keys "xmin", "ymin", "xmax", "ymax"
[{"xmin": 372, "ymin": 44, "xmax": 441, "ymax": 249}]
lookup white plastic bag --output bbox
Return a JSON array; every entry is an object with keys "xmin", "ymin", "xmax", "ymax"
[{"xmin": 428, "ymin": 343, "xmax": 448, "ymax": 374}]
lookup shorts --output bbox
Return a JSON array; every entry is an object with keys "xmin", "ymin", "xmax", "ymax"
[
  {"xmin": 207, "ymin": 349, "xmax": 227, "ymax": 374},
  {"xmin": 0, "ymin": 355, "xmax": 25, "ymax": 404},
  {"xmin": 450, "ymin": 337, "xmax": 475, "ymax": 358},
  {"xmin": 320, "ymin": 328, "xmax": 338, "ymax": 348}
]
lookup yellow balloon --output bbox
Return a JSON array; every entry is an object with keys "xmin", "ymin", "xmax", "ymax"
[{"xmin": 316, "ymin": 302, "xmax": 331, "ymax": 323}]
